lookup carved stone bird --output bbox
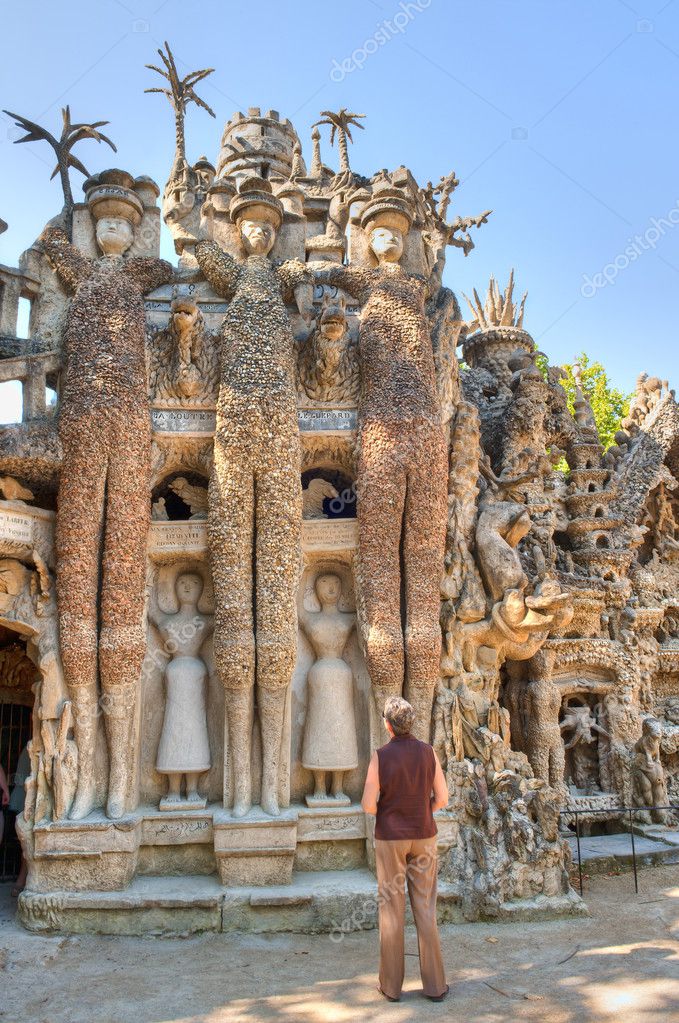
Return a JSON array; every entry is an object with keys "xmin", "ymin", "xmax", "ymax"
[
  {"xmin": 0, "ymin": 475, "xmax": 35, "ymax": 503},
  {"xmin": 169, "ymin": 477, "xmax": 208, "ymax": 519},
  {"xmin": 302, "ymin": 478, "xmax": 339, "ymax": 519}
]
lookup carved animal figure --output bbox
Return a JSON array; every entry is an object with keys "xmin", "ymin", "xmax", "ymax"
[
  {"xmin": 297, "ymin": 296, "xmax": 359, "ymax": 404},
  {"xmin": 149, "ymin": 298, "xmax": 219, "ymax": 404},
  {"xmin": 169, "ymin": 478, "xmax": 208, "ymax": 519},
  {"xmin": 475, "ymin": 501, "xmax": 531, "ymax": 604},
  {"xmin": 302, "ymin": 478, "xmax": 339, "ymax": 519},
  {"xmin": 0, "ymin": 476, "xmax": 34, "ymax": 502}
]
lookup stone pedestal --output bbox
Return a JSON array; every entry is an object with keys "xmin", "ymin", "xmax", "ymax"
[
  {"xmin": 21, "ymin": 813, "xmax": 139, "ymax": 893},
  {"xmin": 213, "ymin": 808, "xmax": 298, "ymax": 886}
]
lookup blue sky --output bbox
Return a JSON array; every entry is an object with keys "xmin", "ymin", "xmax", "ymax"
[{"xmin": 1, "ymin": 0, "xmax": 679, "ymax": 403}]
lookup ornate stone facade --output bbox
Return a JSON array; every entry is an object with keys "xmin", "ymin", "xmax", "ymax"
[{"xmin": 1, "ymin": 53, "xmax": 677, "ymax": 932}]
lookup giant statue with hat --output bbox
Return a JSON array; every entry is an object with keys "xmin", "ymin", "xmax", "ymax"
[
  {"xmin": 5, "ymin": 53, "xmax": 670, "ymax": 926},
  {"xmin": 311, "ymin": 181, "xmax": 451, "ymax": 742},
  {"xmin": 194, "ymin": 174, "xmax": 313, "ymax": 818},
  {"xmin": 40, "ymin": 168, "xmax": 175, "ymax": 820}
]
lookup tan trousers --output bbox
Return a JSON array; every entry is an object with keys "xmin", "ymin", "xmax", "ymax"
[{"xmin": 375, "ymin": 837, "xmax": 447, "ymax": 999}]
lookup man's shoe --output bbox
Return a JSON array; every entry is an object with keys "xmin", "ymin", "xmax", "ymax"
[
  {"xmin": 425, "ymin": 984, "xmax": 450, "ymax": 1002},
  {"xmin": 377, "ymin": 986, "xmax": 400, "ymax": 1002}
]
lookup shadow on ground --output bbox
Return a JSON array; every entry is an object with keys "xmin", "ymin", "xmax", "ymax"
[{"xmin": 1, "ymin": 865, "xmax": 678, "ymax": 1023}]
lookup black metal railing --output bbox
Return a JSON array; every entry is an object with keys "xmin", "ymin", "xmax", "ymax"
[{"xmin": 561, "ymin": 804, "xmax": 679, "ymax": 896}]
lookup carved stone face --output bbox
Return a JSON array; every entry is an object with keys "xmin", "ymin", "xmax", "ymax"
[
  {"xmin": 96, "ymin": 216, "xmax": 134, "ymax": 256},
  {"xmin": 175, "ymin": 572, "xmax": 203, "ymax": 605},
  {"xmin": 369, "ymin": 225, "xmax": 403, "ymax": 264},
  {"xmin": 240, "ymin": 218, "xmax": 276, "ymax": 256},
  {"xmin": 172, "ymin": 304, "xmax": 199, "ymax": 336},
  {"xmin": 320, "ymin": 318, "xmax": 345, "ymax": 342},
  {"xmin": 315, "ymin": 573, "xmax": 341, "ymax": 606}
]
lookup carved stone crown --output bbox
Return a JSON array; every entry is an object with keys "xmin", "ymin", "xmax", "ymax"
[
  {"xmin": 83, "ymin": 168, "xmax": 144, "ymax": 226},
  {"xmin": 229, "ymin": 175, "xmax": 284, "ymax": 228},
  {"xmin": 360, "ymin": 184, "xmax": 413, "ymax": 234}
]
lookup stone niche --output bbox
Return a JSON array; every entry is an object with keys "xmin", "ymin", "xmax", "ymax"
[
  {"xmin": 290, "ymin": 558, "xmax": 370, "ymax": 870},
  {"xmin": 141, "ymin": 560, "xmax": 224, "ymax": 810}
]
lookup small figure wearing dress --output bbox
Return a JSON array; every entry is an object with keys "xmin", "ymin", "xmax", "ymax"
[
  {"xmin": 300, "ymin": 573, "xmax": 358, "ymax": 806},
  {"xmin": 150, "ymin": 571, "xmax": 213, "ymax": 810}
]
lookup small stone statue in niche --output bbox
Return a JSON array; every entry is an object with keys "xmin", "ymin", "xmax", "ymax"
[
  {"xmin": 300, "ymin": 572, "xmax": 358, "ymax": 806},
  {"xmin": 150, "ymin": 571, "xmax": 213, "ymax": 810},
  {"xmin": 631, "ymin": 717, "xmax": 669, "ymax": 824},
  {"xmin": 297, "ymin": 295, "xmax": 359, "ymax": 404},
  {"xmin": 148, "ymin": 295, "xmax": 220, "ymax": 405},
  {"xmin": 559, "ymin": 699, "xmax": 609, "ymax": 793}
]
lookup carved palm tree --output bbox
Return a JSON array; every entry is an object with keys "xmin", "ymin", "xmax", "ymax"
[
  {"xmin": 312, "ymin": 108, "xmax": 365, "ymax": 174},
  {"xmin": 145, "ymin": 41, "xmax": 215, "ymax": 177},
  {"xmin": 3, "ymin": 106, "xmax": 116, "ymax": 221}
]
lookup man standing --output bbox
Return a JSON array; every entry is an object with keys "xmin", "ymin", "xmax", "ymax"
[{"xmin": 362, "ymin": 696, "xmax": 449, "ymax": 1002}]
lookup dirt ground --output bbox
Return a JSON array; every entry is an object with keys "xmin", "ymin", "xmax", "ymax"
[{"xmin": 1, "ymin": 866, "xmax": 678, "ymax": 1023}]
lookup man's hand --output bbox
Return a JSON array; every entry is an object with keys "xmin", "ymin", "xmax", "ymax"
[
  {"xmin": 361, "ymin": 751, "xmax": 380, "ymax": 815},
  {"xmin": 431, "ymin": 751, "xmax": 449, "ymax": 812}
]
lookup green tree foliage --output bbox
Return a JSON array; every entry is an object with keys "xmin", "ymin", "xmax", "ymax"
[{"xmin": 559, "ymin": 353, "xmax": 630, "ymax": 449}]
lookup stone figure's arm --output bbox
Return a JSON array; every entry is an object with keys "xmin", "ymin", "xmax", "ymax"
[
  {"xmin": 297, "ymin": 603, "xmax": 315, "ymax": 639},
  {"xmin": 310, "ymin": 262, "xmax": 373, "ymax": 303},
  {"xmin": 277, "ymin": 259, "xmax": 314, "ymax": 321},
  {"xmin": 40, "ymin": 227, "xmax": 91, "ymax": 293},
  {"xmin": 124, "ymin": 257, "xmax": 176, "ymax": 295},
  {"xmin": 194, "ymin": 240, "xmax": 240, "ymax": 299},
  {"xmin": 146, "ymin": 583, "xmax": 165, "ymax": 631}
]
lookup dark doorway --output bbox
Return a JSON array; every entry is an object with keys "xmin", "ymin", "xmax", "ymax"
[{"xmin": 0, "ymin": 702, "xmax": 31, "ymax": 880}]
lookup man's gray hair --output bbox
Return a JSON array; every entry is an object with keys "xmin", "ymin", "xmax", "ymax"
[{"xmin": 384, "ymin": 696, "xmax": 415, "ymax": 736}]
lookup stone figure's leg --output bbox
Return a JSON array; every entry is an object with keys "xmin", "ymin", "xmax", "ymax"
[
  {"xmin": 186, "ymin": 772, "xmax": 201, "ymax": 801},
  {"xmin": 255, "ymin": 452, "xmax": 302, "ymax": 817},
  {"xmin": 100, "ymin": 421, "xmax": 151, "ymax": 819},
  {"xmin": 356, "ymin": 420, "xmax": 407, "ymax": 712},
  {"xmin": 56, "ymin": 424, "xmax": 107, "ymax": 820},
  {"xmin": 529, "ymin": 739, "xmax": 549, "ymax": 785},
  {"xmin": 209, "ymin": 443, "xmax": 256, "ymax": 817},
  {"xmin": 166, "ymin": 774, "xmax": 181, "ymax": 802},
  {"xmin": 331, "ymin": 771, "xmax": 345, "ymax": 799},
  {"xmin": 549, "ymin": 737, "xmax": 566, "ymax": 794},
  {"xmin": 402, "ymin": 426, "xmax": 448, "ymax": 741},
  {"xmin": 313, "ymin": 770, "xmax": 326, "ymax": 798}
]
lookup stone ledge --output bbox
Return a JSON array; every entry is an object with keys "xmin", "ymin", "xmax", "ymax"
[
  {"xmin": 17, "ymin": 869, "xmax": 587, "ymax": 936},
  {"xmin": 567, "ymin": 831, "xmax": 679, "ymax": 875}
]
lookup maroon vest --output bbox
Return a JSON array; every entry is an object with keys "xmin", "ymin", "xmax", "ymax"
[{"xmin": 375, "ymin": 734, "xmax": 437, "ymax": 840}]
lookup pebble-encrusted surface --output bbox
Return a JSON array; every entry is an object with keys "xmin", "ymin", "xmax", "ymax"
[
  {"xmin": 317, "ymin": 261, "xmax": 448, "ymax": 737},
  {"xmin": 42, "ymin": 226, "xmax": 174, "ymax": 816},
  {"xmin": 195, "ymin": 240, "xmax": 310, "ymax": 811}
]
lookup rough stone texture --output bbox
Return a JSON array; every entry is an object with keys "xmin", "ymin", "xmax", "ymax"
[
  {"xmin": 41, "ymin": 182, "xmax": 174, "ymax": 824},
  {"xmin": 194, "ymin": 181, "xmax": 310, "ymax": 819},
  {"xmin": 1, "ymin": 93, "xmax": 678, "ymax": 932}
]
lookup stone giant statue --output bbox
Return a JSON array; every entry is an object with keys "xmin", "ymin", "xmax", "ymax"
[
  {"xmin": 194, "ymin": 176, "xmax": 312, "ymax": 817},
  {"xmin": 41, "ymin": 169, "xmax": 174, "ymax": 820},
  {"xmin": 314, "ymin": 185, "xmax": 448, "ymax": 739}
]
